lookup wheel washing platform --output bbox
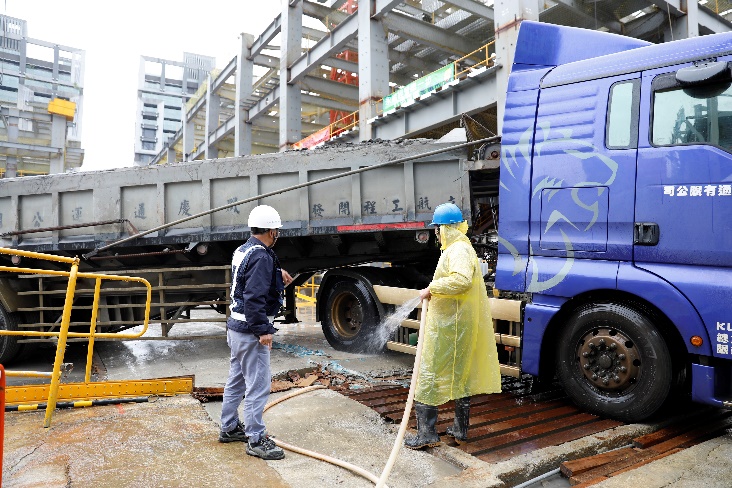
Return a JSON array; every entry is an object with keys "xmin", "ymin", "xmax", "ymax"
[{"xmin": 5, "ymin": 375, "xmax": 732, "ymax": 488}]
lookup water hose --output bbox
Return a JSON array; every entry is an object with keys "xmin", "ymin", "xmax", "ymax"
[
  {"xmin": 375, "ymin": 298, "xmax": 428, "ymax": 487},
  {"xmin": 263, "ymin": 298, "xmax": 429, "ymax": 487}
]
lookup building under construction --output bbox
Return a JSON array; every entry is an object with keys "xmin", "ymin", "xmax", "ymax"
[
  {"xmin": 0, "ymin": 14, "xmax": 85, "ymax": 177},
  {"xmin": 150, "ymin": 0, "xmax": 732, "ymax": 164}
]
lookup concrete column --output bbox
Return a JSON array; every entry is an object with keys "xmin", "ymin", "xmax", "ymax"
[
  {"xmin": 494, "ymin": 0, "xmax": 540, "ymax": 134},
  {"xmin": 205, "ymin": 73, "xmax": 220, "ymax": 159},
  {"xmin": 49, "ymin": 114, "xmax": 66, "ymax": 174},
  {"xmin": 235, "ymin": 34, "xmax": 254, "ymax": 156},
  {"xmin": 358, "ymin": 4, "xmax": 390, "ymax": 141},
  {"xmin": 279, "ymin": 0, "xmax": 303, "ymax": 151},
  {"xmin": 182, "ymin": 109, "xmax": 194, "ymax": 161}
]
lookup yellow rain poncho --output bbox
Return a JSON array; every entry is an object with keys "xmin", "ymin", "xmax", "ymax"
[{"xmin": 414, "ymin": 221, "xmax": 502, "ymax": 406}]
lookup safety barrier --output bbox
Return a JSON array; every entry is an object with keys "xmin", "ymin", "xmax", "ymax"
[{"xmin": 0, "ymin": 247, "xmax": 152, "ymax": 427}]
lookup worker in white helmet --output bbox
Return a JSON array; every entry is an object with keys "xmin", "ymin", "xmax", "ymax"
[{"xmin": 219, "ymin": 204, "xmax": 293, "ymax": 460}]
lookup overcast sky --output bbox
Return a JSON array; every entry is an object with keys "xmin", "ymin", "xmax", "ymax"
[{"xmin": 6, "ymin": 0, "xmax": 283, "ymax": 171}]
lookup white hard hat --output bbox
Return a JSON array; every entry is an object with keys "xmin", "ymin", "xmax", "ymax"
[{"xmin": 248, "ymin": 205, "xmax": 282, "ymax": 229}]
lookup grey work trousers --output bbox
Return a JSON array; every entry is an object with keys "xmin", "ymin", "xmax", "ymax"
[{"xmin": 220, "ymin": 329, "xmax": 271, "ymax": 443}]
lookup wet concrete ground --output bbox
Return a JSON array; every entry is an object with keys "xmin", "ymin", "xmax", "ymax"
[{"xmin": 4, "ymin": 307, "xmax": 732, "ymax": 487}]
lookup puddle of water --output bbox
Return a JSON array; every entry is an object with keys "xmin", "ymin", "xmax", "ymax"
[{"xmin": 368, "ymin": 296, "xmax": 422, "ymax": 351}]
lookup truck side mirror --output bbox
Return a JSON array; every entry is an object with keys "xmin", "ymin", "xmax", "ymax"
[{"xmin": 675, "ymin": 61, "xmax": 731, "ymax": 86}]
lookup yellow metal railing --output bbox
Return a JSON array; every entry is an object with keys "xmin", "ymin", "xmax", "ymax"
[
  {"xmin": 295, "ymin": 275, "xmax": 319, "ymax": 306},
  {"xmin": 0, "ymin": 247, "xmax": 152, "ymax": 427},
  {"xmin": 454, "ymin": 40, "xmax": 496, "ymax": 80}
]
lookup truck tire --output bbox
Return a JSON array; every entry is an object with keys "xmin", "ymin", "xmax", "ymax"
[
  {"xmin": 322, "ymin": 280, "xmax": 381, "ymax": 353},
  {"xmin": 555, "ymin": 302, "xmax": 672, "ymax": 422},
  {"xmin": 0, "ymin": 305, "xmax": 22, "ymax": 365}
]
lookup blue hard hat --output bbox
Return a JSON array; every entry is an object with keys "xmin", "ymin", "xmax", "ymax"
[{"xmin": 429, "ymin": 203, "xmax": 464, "ymax": 226}]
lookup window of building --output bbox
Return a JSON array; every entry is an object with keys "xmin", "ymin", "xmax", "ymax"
[
  {"xmin": 142, "ymin": 128, "xmax": 156, "ymax": 140},
  {"xmin": 606, "ymin": 79, "xmax": 640, "ymax": 149},
  {"xmin": 652, "ymin": 79, "xmax": 732, "ymax": 152},
  {"xmin": 142, "ymin": 141, "xmax": 156, "ymax": 151}
]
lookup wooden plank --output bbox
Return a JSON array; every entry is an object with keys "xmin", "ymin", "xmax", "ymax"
[
  {"xmin": 481, "ymin": 419, "xmax": 621, "ymax": 465},
  {"xmin": 401, "ymin": 319, "xmax": 420, "ymax": 329},
  {"xmin": 570, "ymin": 449, "xmax": 667, "ymax": 485},
  {"xmin": 386, "ymin": 341, "xmax": 416, "ymax": 354},
  {"xmin": 460, "ymin": 405, "xmax": 580, "ymax": 447},
  {"xmin": 633, "ymin": 410, "xmax": 732, "ymax": 448},
  {"xmin": 372, "ymin": 285, "xmax": 420, "ymax": 306},
  {"xmin": 560, "ymin": 447, "xmax": 636, "ymax": 478},
  {"xmin": 339, "ymin": 385, "xmax": 404, "ymax": 398},
  {"xmin": 488, "ymin": 297, "xmax": 522, "ymax": 322},
  {"xmin": 648, "ymin": 416, "xmax": 732, "ymax": 454},
  {"xmin": 607, "ymin": 448, "xmax": 682, "ymax": 478},
  {"xmin": 500, "ymin": 364, "xmax": 521, "ymax": 377},
  {"xmin": 496, "ymin": 334, "xmax": 521, "ymax": 347}
]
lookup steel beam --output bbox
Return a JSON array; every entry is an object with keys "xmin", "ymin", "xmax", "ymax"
[
  {"xmin": 654, "ymin": 0, "xmax": 732, "ymax": 35},
  {"xmin": 372, "ymin": 0, "xmax": 404, "ymax": 19},
  {"xmin": 494, "ymin": 0, "xmax": 539, "ymax": 132},
  {"xmin": 367, "ymin": 66, "xmax": 500, "ymax": 141},
  {"xmin": 302, "ymin": 93, "xmax": 357, "ymax": 112},
  {"xmin": 236, "ymin": 35, "xmax": 254, "ymax": 157},
  {"xmin": 281, "ymin": 0, "xmax": 304, "ymax": 150},
  {"xmin": 300, "ymin": 76, "xmax": 359, "ymax": 100},
  {"xmin": 250, "ymin": 14, "xmax": 282, "ymax": 59},
  {"xmin": 205, "ymin": 73, "xmax": 220, "ymax": 159},
  {"xmin": 289, "ymin": 13, "xmax": 359, "ymax": 84},
  {"xmin": 381, "ymin": 12, "xmax": 482, "ymax": 56},
  {"xmin": 443, "ymin": 0, "xmax": 494, "ymax": 19},
  {"xmin": 359, "ymin": 6, "xmax": 390, "ymax": 140},
  {"xmin": 302, "ymin": 1, "xmax": 349, "ymax": 23}
]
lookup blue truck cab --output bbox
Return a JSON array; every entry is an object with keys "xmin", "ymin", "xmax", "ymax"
[{"xmin": 497, "ymin": 21, "xmax": 732, "ymax": 421}]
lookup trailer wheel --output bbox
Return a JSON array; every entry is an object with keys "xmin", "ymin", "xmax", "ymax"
[
  {"xmin": 322, "ymin": 280, "xmax": 381, "ymax": 353},
  {"xmin": 0, "ymin": 305, "xmax": 22, "ymax": 364},
  {"xmin": 556, "ymin": 302, "xmax": 672, "ymax": 422}
]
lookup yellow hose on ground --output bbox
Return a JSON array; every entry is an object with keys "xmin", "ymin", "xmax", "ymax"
[{"xmin": 264, "ymin": 298, "xmax": 429, "ymax": 488}]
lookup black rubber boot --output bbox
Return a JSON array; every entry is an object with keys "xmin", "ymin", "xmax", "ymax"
[
  {"xmin": 446, "ymin": 397, "xmax": 470, "ymax": 444},
  {"xmin": 404, "ymin": 402, "xmax": 441, "ymax": 450}
]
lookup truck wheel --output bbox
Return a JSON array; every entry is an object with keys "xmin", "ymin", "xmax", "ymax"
[
  {"xmin": 0, "ymin": 305, "xmax": 21, "ymax": 364},
  {"xmin": 322, "ymin": 281, "xmax": 381, "ymax": 353},
  {"xmin": 556, "ymin": 302, "xmax": 672, "ymax": 422}
]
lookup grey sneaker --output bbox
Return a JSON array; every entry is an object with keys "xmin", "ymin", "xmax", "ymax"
[
  {"xmin": 219, "ymin": 421, "xmax": 248, "ymax": 443},
  {"xmin": 246, "ymin": 434, "xmax": 285, "ymax": 460}
]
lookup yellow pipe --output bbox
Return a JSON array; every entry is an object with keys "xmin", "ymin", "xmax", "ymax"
[
  {"xmin": 44, "ymin": 258, "xmax": 79, "ymax": 428},
  {"xmin": 5, "ymin": 371, "xmax": 53, "ymax": 378},
  {"xmin": 0, "ymin": 247, "xmax": 77, "ymax": 264},
  {"xmin": 85, "ymin": 278, "xmax": 102, "ymax": 383}
]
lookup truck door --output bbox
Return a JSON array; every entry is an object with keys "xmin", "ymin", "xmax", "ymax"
[
  {"xmin": 527, "ymin": 74, "xmax": 639, "ymax": 294},
  {"xmin": 635, "ymin": 61, "xmax": 732, "ymax": 358}
]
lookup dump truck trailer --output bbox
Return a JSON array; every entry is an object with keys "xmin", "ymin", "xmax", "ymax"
[{"xmin": 2, "ymin": 20, "xmax": 732, "ymax": 422}]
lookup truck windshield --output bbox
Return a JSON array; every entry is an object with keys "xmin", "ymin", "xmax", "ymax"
[{"xmin": 652, "ymin": 81, "xmax": 732, "ymax": 151}]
